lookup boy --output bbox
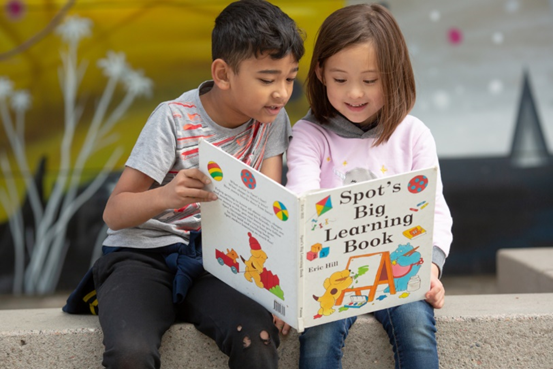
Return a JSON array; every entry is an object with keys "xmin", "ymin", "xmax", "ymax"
[{"xmin": 63, "ymin": 1, "xmax": 304, "ymax": 368}]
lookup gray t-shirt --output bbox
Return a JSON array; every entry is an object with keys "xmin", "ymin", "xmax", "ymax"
[{"xmin": 103, "ymin": 81, "xmax": 292, "ymax": 249}]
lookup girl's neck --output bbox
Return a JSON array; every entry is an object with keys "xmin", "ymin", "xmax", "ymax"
[
  {"xmin": 337, "ymin": 111, "xmax": 379, "ymax": 132},
  {"xmin": 359, "ymin": 120, "xmax": 379, "ymax": 132}
]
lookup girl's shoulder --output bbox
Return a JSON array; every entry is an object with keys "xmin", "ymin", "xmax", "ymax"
[
  {"xmin": 395, "ymin": 114, "xmax": 432, "ymax": 135},
  {"xmin": 293, "ymin": 118, "xmax": 323, "ymax": 129},
  {"xmin": 400, "ymin": 114, "xmax": 428, "ymax": 128},
  {"xmin": 292, "ymin": 119, "xmax": 331, "ymax": 136}
]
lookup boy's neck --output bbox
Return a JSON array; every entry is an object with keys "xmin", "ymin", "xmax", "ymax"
[{"xmin": 200, "ymin": 86, "xmax": 251, "ymax": 129}]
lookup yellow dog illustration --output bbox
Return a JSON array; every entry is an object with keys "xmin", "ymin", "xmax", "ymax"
[
  {"xmin": 241, "ymin": 233, "xmax": 268, "ymax": 288},
  {"xmin": 313, "ymin": 269, "xmax": 353, "ymax": 316}
]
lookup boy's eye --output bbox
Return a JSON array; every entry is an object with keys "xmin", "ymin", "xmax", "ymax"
[{"xmin": 260, "ymin": 79, "xmax": 274, "ymax": 84}]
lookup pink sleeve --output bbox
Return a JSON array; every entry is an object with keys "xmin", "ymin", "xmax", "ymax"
[
  {"xmin": 285, "ymin": 121, "xmax": 325, "ymax": 195},
  {"xmin": 412, "ymin": 126, "xmax": 453, "ymax": 257}
]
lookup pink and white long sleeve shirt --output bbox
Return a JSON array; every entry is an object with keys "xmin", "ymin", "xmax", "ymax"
[{"xmin": 286, "ymin": 111, "xmax": 453, "ymax": 271}]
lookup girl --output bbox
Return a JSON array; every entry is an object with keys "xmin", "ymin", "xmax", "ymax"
[{"xmin": 285, "ymin": 4, "xmax": 453, "ymax": 369}]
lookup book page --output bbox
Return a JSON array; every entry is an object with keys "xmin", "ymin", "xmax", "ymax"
[
  {"xmin": 300, "ymin": 168, "xmax": 437, "ymax": 329},
  {"xmin": 199, "ymin": 140, "xmax": 302, "ymax": 329}
]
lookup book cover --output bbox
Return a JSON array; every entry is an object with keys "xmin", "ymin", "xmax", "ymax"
[{"xmin": 199, "ymin": 140, "xmax": 436, "ymax": 332}]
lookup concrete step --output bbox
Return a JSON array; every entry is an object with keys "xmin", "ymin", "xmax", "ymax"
[
  {"xmin": 1, "ymin": 294, "xmax": 552, "ymax": 368},
  {"xmin": 497, "ymin": 247, "xmax": 553, "ymax": 293}
]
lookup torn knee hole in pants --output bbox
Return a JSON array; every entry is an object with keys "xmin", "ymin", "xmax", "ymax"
[
  {"xmin": 240, "ymin": 329, "xmax": 271, "ymax": 348},
  {"xmin": 260, "ymin": 330, "xmax": 271, "ymax": 345}
]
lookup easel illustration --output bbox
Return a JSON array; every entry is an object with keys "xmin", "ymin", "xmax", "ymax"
[{"xmin": 335, "ymin": 252, "xmax": 396, "ymax": 305}]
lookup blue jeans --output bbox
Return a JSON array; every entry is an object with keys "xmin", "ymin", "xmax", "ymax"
[
  {"xmin": 299, "ymin": 317, "xmax": 357, "ymax": 369},
  {"xmin": 299, "ymin": 301, "xmax": 438, "ymax": 369}
]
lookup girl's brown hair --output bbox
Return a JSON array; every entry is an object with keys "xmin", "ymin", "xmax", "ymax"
[{"xmin": 306, "ymin": 3, "xmax": 415, "ymax": 145}]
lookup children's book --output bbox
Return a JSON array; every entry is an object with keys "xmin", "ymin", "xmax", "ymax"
[{"xmin": 199, "ymin": 140, "xmax": 437, "ymax": 332}]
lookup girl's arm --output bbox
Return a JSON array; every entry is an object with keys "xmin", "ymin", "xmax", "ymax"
[
  {"xmin": 426, "ymin": 263, "xmax": 445, "ymax": 309},
  {"xmin": 285, "ymin": 121, "xmax": 325, "ymax": 194},
  {"xmin": 411, "ymin": 125, "xmax": 453, "ymax": 267},
  {"xmin": 260, "ymin": 154, "xmax": 283, "ymax": 183},
  {"xmin": 103, "ymin": 166, "xmax": 216, "ymax": 231}
]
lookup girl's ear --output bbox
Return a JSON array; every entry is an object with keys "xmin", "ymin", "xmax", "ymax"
[
  {"xmin": 212, "ymin": 58, "xmax": 231, "ymax": 90},
  {"xmin": 315, "ymin": 63, "xmax": 325, "ymax": 85}
]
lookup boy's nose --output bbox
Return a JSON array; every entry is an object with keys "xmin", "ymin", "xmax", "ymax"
[{"xmin": 272, "ymin": 85, "xmax": 290, "ymax": 101}]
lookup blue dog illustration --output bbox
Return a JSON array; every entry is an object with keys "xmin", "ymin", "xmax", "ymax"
[{"xmin": 385, "ymin": 243, "xmax": 423, "ymax": 293}]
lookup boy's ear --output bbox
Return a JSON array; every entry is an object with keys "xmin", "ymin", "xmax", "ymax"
[
  {"xmin": 212, "ymin": 58, "xmax": 231, "ymax": 90},
  {"xmin": 315, "ymin": 63, "xmax": 325, "ymax": 85}
]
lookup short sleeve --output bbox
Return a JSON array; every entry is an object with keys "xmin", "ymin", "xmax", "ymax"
[{"xmin": 125, "ymin": 103, "xmax": 177, "ymax": 184}]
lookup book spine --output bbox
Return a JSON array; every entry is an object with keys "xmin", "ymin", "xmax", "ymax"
[{"xmin": 297, "ymin": 196, "xmax": 306, "ymax": 332}]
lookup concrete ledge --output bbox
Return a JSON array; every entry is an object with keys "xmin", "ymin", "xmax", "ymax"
[
  {"xmin": 1, "ymin": 294, "xmax": 553, "ymax": 368},
  {"xmin": 497, "ymin": 247, "xmax": 553, "ymax": 293}
]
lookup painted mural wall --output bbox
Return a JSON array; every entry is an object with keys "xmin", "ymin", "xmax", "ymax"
[{"xmin": 1, "ymin": 0, "xmax": 552, "ymax": 295}]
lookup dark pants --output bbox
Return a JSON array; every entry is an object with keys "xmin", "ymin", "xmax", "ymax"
[{"xmin": 93, "ymin": 249, "xmax": 279, "ymax": 369}]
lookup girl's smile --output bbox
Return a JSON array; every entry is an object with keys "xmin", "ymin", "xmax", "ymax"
[{"xmin": 317, "ymin": 42, "xmax": 384, "ymax": 125}]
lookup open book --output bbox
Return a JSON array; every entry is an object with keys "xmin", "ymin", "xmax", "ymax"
[{"xmin": 199, "ymin": 140, "xmax": 436, "ymax": 332}]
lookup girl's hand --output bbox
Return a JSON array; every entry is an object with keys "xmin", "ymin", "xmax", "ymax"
[{"xmin": 425, "ymin": 263, "xmax": 445, "ymax": 309}]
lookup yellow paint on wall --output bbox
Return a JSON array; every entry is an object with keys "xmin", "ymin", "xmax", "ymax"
[{"xmin": 0, "ymin": 1, "xmax": 345, "ymax": 220}]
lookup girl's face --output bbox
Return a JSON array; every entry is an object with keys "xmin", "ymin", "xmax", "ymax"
[{"xmin": 316, "ymin": 42, "xmax": 384, "ymax": 124}]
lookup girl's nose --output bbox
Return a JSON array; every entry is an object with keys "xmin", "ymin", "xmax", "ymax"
[{"xmin": 348, "ymin": 84, "xmax": 364, "ymax": 99}]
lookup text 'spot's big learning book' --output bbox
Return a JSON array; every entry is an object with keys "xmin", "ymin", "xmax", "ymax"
[{"xmin": 199, "ymin": 140, "xmax": 437, "ymax": 332}]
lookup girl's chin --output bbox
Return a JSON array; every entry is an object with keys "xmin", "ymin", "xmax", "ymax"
[{"xmin": 345, "ymin": 115, "xmax": 369, "ymax": 124}]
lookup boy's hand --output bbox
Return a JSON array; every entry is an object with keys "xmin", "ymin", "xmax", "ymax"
[
  {"xmin": 425, "ymin": 263, "xmax": 445, "ymax": 309},
  {"xmin": 273, "ymin": 315, "xmax": 290, "ymax": 335},
  {"xmin": 161, "ymin": 169, "xmax": 218, "ymax": 208}
]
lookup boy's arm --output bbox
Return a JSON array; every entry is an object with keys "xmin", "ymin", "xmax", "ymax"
[
  {"xmin": 260, "ymin": 154, "xmax": 283, "ymax": 183},
  {"xmin": 103, "ymin": 166, "xmax": 217, "ymax": 230}
]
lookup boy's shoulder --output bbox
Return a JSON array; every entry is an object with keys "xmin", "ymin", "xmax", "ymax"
[
  {"xmin": 161, "ymin": 84, "xmax": 203, "ymax": 111},
  {"xmin": 156, "ymin": 80, "xmax": 215, "ymax": 106},
  {"xmin": 148, "ymin": 82, "xmax": 208, "ymax": 122}
]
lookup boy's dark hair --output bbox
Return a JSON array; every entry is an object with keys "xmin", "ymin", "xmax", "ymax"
[
  {"xmin": 212, "ymin": 0, "xmax": 305, "ymax": 72},
  {"xmin": 307, "ymin": 4, "xmax": 416, "ymax": 146}
]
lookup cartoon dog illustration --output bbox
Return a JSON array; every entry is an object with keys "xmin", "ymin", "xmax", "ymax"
[
  {"xmin": 385, "ymin": 243, "xmax": 423, "ymax": 293},
  {"xmin": 241, "ymin": 233, "xmax": 268, "ymax": 288},
  {"xmin": 225, "ymin": 248, "xmax": 239, "ymax": 264},
  {"xmin": 313, "ymin": 269, "xmax": 353, "ymax": 316}
]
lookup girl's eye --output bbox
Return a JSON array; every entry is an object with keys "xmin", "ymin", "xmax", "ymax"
[
  {"xmin": 260, "ymin": 79, "xmax": 273, "ymax": 84},
  {"xmin": 333, "ymin": 78, "xmax": 346, "ymax": 83},
  {"xmin": 286, "ymin": 78, "xmax": 296, "ymax": 83},
  {"xmin": 364, "ymin": 79, "xmax": 378, "ymax": 84}
]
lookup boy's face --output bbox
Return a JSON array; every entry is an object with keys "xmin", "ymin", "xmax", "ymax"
[{"xmin": 224, "ymin": 52, "xmax": 299, "ymax": 126}]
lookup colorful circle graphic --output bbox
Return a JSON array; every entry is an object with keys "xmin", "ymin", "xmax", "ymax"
[
  {"xmin": 273, "ymin": 201, "xmax": 289, "ymax": 221},
  {"xmin": 240, "ymin": 169, "xmax": 256, "ymax": 189},
  {"xmin": 207, "ymin": 161, "xmax": 223, "ymax": 181},
  {"xmin": 408, "ymin": 175, "xmax": 428, "ymax": 193}
]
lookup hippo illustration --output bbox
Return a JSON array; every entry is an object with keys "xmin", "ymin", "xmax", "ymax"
[{"xmin": 385, "ymin": 243, "xmax": 423, "ymax": 293}]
